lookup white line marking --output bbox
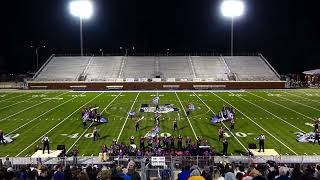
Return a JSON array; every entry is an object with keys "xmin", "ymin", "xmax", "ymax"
[
  {"xmin": 16, "ymin": 92, "xmax": 103, "ymax": 157},
  {"xmin": 66, "ymin": 92, "xmax": 122, "ymax": 153},
  {"xmin": 0, "ymin": 96, "xmax": 39, "ymax": 111},
  {"xmin": 0, "ymin": 93, "xmax": 28, "ymax": 103},
  {"xmin": 276, "ymin": 94, "xmax": 320, "ymax": 113},
  {"xmin": 282, "ymin": 91, "xmax": 320, "ymax": 104},
  {"xmin": 116, "ymin": 92, "xmax": 140, "ymax": 143},
  {"xmin": 235, "ymin": 93, "xmax": 306, "ymax": 133},
  {"xmin": 175, "ymin": 92, "xmax": 198, "ymax": 139},
  {"xmin": 246, "ymin": 91, "xmax": 314, "ymax": 121},
  {"xmin": 0, "ymin": 92, "xmax": 69, "ymax": 122},
  {"xmin": 7, "ymin": 93, "xmax": 85, "ymax": 135},
  {"xmin": 193, "ymin": 92, "xmax": 247, "ymax": 151},
  {"xmin": 211, "ymin": 92, "xmax": 298, "ymax": 155}
]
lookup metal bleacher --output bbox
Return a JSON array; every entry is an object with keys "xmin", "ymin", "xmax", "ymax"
[
  {"xmin": 85, "ymin": 56, "xmax": 123, "ymax": 81},
  {"xmin": 33, "ymin": 55, "xmax": 280, "ymax": 82},
  {"xmin": 159, "ymin": 56, "xmax": 194, "ymax": 80},
  {"xmin": 191, "ymin": 56, "xmax": 229, "ymax": 81},
  {"xmin": 224, "ymin": 56, "xmax": 280, "ymax": 81},
  {"xmin": 121, "ymin": 56, "xmax": 155, "ymax": 79},
  {"xmin": 34, "ymin": 56, "xmax": 90, "ymax": 81}
]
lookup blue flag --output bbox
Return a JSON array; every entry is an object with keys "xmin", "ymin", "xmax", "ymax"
[
  {"xmin": 210, "ymin": 115, "xmax": 220, "ymax": 124},
  {"xmin": 100, "ymin": 116, "xmax": 108, "ymax": 124}
]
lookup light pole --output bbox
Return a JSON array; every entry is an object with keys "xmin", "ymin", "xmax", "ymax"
[
  {"xmin": 221, "ymin": 0, "xmax": 244, "ymax": 56},
  {"xmin": 99, "ymin": 49, "xmax": 103, "ymax": 56},
  {"xmin": 30, "ymin": 45, "xmax": 46, "ymax": 71},
  {"xmin": 69, "ymin": 0, "xmax": 93, "ymax": 56},
  {"xmin": 120, "ymin": 46, "xmax": 135, "ymax": 56}
]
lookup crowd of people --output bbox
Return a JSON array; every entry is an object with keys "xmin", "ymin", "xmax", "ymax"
[
  {"xmin": 0, "ymin": 159, "xmax": 141, "ymax": 180},
  {"xmin": 177, "ymin": 162, "xmax": 320, "ymax": 180},
  {"xmin": 1, "ymin": 157, "xmax": 320, "ymax": 180}
]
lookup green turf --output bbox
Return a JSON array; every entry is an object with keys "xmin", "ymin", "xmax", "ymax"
[{"xmin": 0, "ymin": 89, "xmax": 319, "ymax": 157}]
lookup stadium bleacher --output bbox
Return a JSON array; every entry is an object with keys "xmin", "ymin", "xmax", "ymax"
[
  {"xmin": 33, "ymin": 55, "xmax": 280, "ymax": 82},
  {"xmin": 223, "ymin": 56, "xmax": 280, "ymax": 81},
  {"xmin": 35, "ymin": 56, "xmax": 91, "ymax": 81},
  {"xmin": 85, "ymin": 56, "xmax": 123, "ymax": 81}
]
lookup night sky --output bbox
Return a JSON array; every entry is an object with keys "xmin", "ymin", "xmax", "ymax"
[{"xmin": 0, "ymin": 0, "xmax": 319, "ymax": 74}]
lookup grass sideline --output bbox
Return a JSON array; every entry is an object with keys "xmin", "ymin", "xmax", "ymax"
[{"xmin": 0, "ymin": 89, "xmax": 319, "ymax": 157}]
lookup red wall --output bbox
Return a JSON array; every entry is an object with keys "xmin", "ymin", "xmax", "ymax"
[{"xmin": 28, "ymin": 81, "xmax": 285, "ymax": 90}]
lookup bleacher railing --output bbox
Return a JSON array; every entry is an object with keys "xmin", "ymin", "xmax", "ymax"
[
  {"xmin": 32, "ymin": 54, "xmax": 55, "ymax": 80},
  {"xmin": 2, "ymin": 155, "xmax": 320, "ymax": 167}
]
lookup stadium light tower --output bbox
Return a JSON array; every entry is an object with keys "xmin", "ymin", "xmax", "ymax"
[
  {"xmin": 69, "ymin": 0, "xmax": 93, "ymax": 56},
  {"xmin": 221, "ymin": 0, "xmax": 244, "ymax": 56},
  {"xmin": 30, "ymin": 45, "xmax": 46, "ymax": 71}
]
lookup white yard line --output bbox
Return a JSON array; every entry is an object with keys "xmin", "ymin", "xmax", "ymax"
[
  {"xmin": 0, "ymin": 96, "xmax": 39, "ymax": 111},
  {"xmin": 7, "ymin": 92, "xmax": 84, "ymax": 135},
  {"xmin": 235, "ymin": 93, "xmax": 306, "ymax": 133},
  {"xmin": 0, "ymin": 91, "xmax": 69, "ymax": 122},
  {"xmin": 246, "ymin": 91, "xmax": 314, "ymax": 121},
  {"xmin": 175, "ymin": 92, "xmax": 198, "ymax": 139},
  {"xmin": 211, "ymin": 92, "xmax": 298, "ymax": 155},
  {"xmin": 0, "ymin": 93, "xmax": 28, "ymax": 103},
  {"xmin": 276, "ymin": 94, "xmax": 320, "ymax": 113},
  {"xmin": 193, "ymin": 92, "xmax": 247, "ymax": 151},
  {"xmin": 15, "ymin": 92, "xmax": 103, "ymax": 157},
  {"xmin": 282, "ymin": 91, "xmax": 320, "ymax": 104},
  {"xmin": 116, "ymin": 92, "xmax": 140, "ymax": 143},
  {"xmin": 66, "ymin": 92, "xmax": 122, "ymax": 153}
]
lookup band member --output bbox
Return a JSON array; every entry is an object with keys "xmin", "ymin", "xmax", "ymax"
[
  {"xmin": 218, "ymin": 127, "xmax": 224, "ymax": 141},
  {"xmin": 314, "ymin": 130, "xmax": 320, "ymax": 145},
  {"xmin": 135, "ymin": 119, "xmax": 141, "ymax": 132},
  {"xmin": 186, "ymin": 136, "xmax": 191, "ymax": 148},
  {"xmin": 178, "ymin": 135, "xmax": 183, "ymax": 150},
  {"xmin": 93, "ymin": 127, "xmax": 99, "ymax": 141},
  {"xmin": 130, "ymin": 136, "xmax": 135, "ymax": 144},
  {"xmin": 230, "ymin": 118, "xmax": 235, "ymax": 131},
  {"xmin": 173, "ymin": 119, "xmax": 178, "ymax": 131},
  {"xmin": 42, "ymin": 134, "xmax": 50, "ymax": 154},
  {"xmin": 314, "ymin": 119, "xmax": 319, "ymax": 132},
  {"xmin": 112, "ymin": 138, "xmax": 117, "ymax": 146},
  {"xmin": 154, "ymin": 112, "xmax": 161, "ymax": 124},
  {"xmin": 196, "ymin": 136, "xmax": 201, "ymax": 147},
  {"xmin": 72, "ymin": 145, "xmax": 79, "ymax": 165},
  {"xmin": 148, "ymin": 136, "xmax": 153, "ymax": 147},
  {"xmin": 222, "ymin": 138, "xmax": 228, "ymax": 156},
  {"xmin": 186, "ymin": 110, "xmax": 190, "ymax": 117},
  {"xmin": 171, "ymin": 136, "xmax": 175, "ymax": 149},
  {"xmin": 0, "ymin": 129, "xmax": 5, "ymax": 144},
  {"xmin": 257, "ymin": 133, "xmax": 265, "ymax": 152},
  {"xmin": 140, "ymin": 136, "xmax": 145, "ymax": 149}
]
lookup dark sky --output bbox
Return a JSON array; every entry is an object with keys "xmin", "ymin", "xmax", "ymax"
[{"xmin": 0, "ymin": 0, "xmax": 319, "ymax": 74}]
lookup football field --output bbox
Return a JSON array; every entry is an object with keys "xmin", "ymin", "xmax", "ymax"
[{"xmin": 0, "ymin": 89, "xmax": 319, "ymax": 157}]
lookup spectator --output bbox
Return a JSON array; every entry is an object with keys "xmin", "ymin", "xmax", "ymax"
[
  {"xmin": 3, "ymin": 158, "xmax": 12, "ymax": 169},
  {"xmin": 126, "ymin": 161, "xmax": 141, "ymax": 180},
  {"xmin": 275, "ymin": 166, "xmax": 291, "ymax": 180},
  {"xmin": 178, "ymin": 166, "xmax": 191, "ymax": 180},
  {"xmin": 212, "ymin": 169, "xmax": 224, "ymax": 180},
  {"xmin": 116, "ymin": 166, "xmax": 131, "ymax": 180},
  {"xmin": 97, "ymin": 166, "xmax": 112, "ymax": 180},
  {"xmin": 291, "ymin": 164, "xmax": 302, "ymax": 180},
  {"xmin": 201, "ymin": 166, "xmax": 212, "ymax": 180},
  {"xmin": 78, "ymin": 171, "xmax": 89, "ymax": 180},
  {"xmin": 53, "ymin": 165, "xmax": 64, "ymax": 180},
  {"xmin": 314, "ymin": 164, "xmax": 320, "ymax": 179},
  {"xmin": 188, "ymin": 165, "xmax": 204, "ymax": 180}
]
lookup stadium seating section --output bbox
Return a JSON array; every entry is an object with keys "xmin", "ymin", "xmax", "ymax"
[{"xmin": 34, "ymin": 55, "xmax": 280, "ymax": 81}]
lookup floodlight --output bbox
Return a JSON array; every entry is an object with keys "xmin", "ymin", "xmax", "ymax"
[
  {"xmin": 69, "ymin": 0, "xmax": 93, "ymax": 19},
  {"xmin": 221, "ymin": 0, "xmax": 244, "ymax": 18}
]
